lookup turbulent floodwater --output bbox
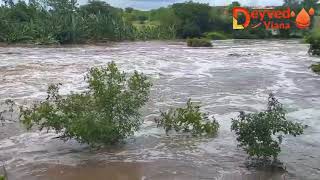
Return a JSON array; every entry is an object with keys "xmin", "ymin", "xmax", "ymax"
[{"xmin": 0, "ymin": 40, "xmax": 320, "ymax": 180}]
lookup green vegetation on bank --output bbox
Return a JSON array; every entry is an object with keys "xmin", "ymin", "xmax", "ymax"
[
  {"xmin": 187, "ymin": 38, "xmax": 212, "ymax": 47},
  {"xmin": 306, "ymin": 30, "xmax": 320, "ymax": 74},
  {"xmin": 306, "ymin": 30, "xmax": 320, "ymax": 56},
  {"xmin": 0, "ymin": 0, "xmax": 135, "ymax": 44},
  {"xmin": 231, "ymin": 94, "xmax": 304, "ymax": 160},
  {"xmin": 0, "ymin": 0, "xmax": 317, "ymax": 44},
  {"xmin": 155, "ymin": 99, "xmax": 219, "ymax": 136},
  {"xmin": 20, "ymin": 62, "xmax": 152, "ymax": 145},
  {"xmin": 204, "ymin": 32, "xmax": 229, "ymax": 40}
]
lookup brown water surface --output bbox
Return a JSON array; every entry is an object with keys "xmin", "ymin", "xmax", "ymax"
[{"xmin": 0, "ymin": 40, "xmax": 320, "ymax": 180}]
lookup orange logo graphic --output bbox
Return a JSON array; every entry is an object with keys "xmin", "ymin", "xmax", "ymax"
[
  {"xmin": 292, "ymin": 8, "xmax": 315, "ymax": 29},
  {"xmin": 233, "ymin": 7, "xmax": 315, "ymax": 30}
]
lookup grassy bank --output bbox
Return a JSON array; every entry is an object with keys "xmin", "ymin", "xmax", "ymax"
[{"xmin": 0, "ymin": 1, "xmax": 313, "ymax": 45}]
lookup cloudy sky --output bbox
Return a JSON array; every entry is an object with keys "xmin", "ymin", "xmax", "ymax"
[{"xmin": 79, "ymin": 0, "xmax": 283, "ymax": 10}]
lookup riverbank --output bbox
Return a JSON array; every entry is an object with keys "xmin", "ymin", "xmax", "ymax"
[
  {"xmin": 0, "ymin": 38, "xmax": 308, "ymax": 48},
  {"xmin": 0, "ymin": 41, "xmax": 117, "ymax": 48},
  {"xmin": 0, "ymin": 40, "xmax": 190, "ymax": 48}
]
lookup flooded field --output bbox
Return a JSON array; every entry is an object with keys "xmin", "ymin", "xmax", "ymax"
[{"xmin": 0, "ymin": 40, "xmax": 320, "ymax": 180}]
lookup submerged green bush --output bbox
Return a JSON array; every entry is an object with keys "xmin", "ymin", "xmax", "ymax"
[
  {"xmin": 231, "ymin": 94, "xmax": 304, "ymax": 160},
  {"xmin": 187, "ymin": 38, "xmax": 212, "ymax": 47},
  {"xmin": 0, "ymin": 175, "xmax": 5, "ymax": 180},
  {"xmin": 20, "ymin": 62, "xmax": 152, "ymax": 145},
  {"xmin": 204, "ymin": 32, "xmax": 228, "ymax": 40},
  {"xmin": 155, "ymin": 99, "xmax": 219, "ymax": 136},
  {"xmin": 310, "ymin": 63, "xmax": 320, "ymax": 74},
  {"xmin": 306, "ymin": 31, "xmax": 320, "ymax": 56}
]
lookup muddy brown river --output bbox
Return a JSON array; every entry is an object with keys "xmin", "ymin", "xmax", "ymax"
[{"xmin": 0, "ymin": 40, "xmax": 320, "ymax": 180}]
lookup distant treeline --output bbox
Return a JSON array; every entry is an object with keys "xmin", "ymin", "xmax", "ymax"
[{"xmin": 0, "ymin": 0, "xmax": 318, "ymax": 44}]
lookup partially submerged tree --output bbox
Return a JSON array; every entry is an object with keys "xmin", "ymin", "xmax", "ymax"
[
  {"xmin": 20, "ymin": 62, "xmax": 152, "ymax": 145},
  {"xmin": 156, "ymin": 99, "xmax": 219, "ymax": 136},
  {"xmin": 231, "ymin": 94, "xmax": 304, "ymax": 161},
  {"xmin": 306, "ymin": 30, "xmax": 320, "ymax": 56}
]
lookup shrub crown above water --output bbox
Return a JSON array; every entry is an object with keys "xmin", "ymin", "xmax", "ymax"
[
  {"xmin": 155, "ymin": 99, "xmax": 219, "ymax": 136},
  {"xmin": 231, "ymin": 94, "xmax": 304, "ymax": 160},
  {"xmin": 20, "ymin": 62, "xmax": 152, "ymax": 145}
]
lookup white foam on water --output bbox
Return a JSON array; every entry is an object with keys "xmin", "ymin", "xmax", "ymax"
[{"xmin": 288, "ymin": 108, "xmax": 320, "ymax": 131}]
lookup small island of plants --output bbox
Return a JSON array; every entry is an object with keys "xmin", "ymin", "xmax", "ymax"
[{"xmin": 187, "ymin": 38, "xmax": 212, "ymax": 47}]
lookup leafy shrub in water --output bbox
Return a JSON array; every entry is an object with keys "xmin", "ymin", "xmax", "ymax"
[
  {"xmin": 231, "ymin": 94, "xmax": 304, "ymax": 160},
  {"xmin": 187, "ymin": 38, "xmax": 212, "ymax": 47},
  {"xmin": 310, "ymin": 63, "xmax": 320, "ymax": 74},
  {"xmin": 204, "ymin": 32, "xmax": 228, "ymax": 40},
  {"xmin": 20, "ymin": 62, "xmax": 152, "ymax": 145},
  {"xmin": 0, "ymin": 175, "xmax": 5, "ymax": 180},
  {"xmin": 306, "ymin": 30, "xmax": 320, "ymax": 56},
  {"xmin": 155, "ymin": 99, "xmax": 219, "ymax": 136}
]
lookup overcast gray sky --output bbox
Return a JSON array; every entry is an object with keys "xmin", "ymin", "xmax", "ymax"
[{"xmin": 79, "ymin": 0, "xmax": 283, "ymax": 10}]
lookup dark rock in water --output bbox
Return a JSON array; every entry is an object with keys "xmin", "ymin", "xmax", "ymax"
[
  {"xmin": 228, "ymin": 52, "xmax": 256, "ymax": 57},
  {"xmin": 228, "ymin": 53, "xmax": 241, "ymax": 57}
]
